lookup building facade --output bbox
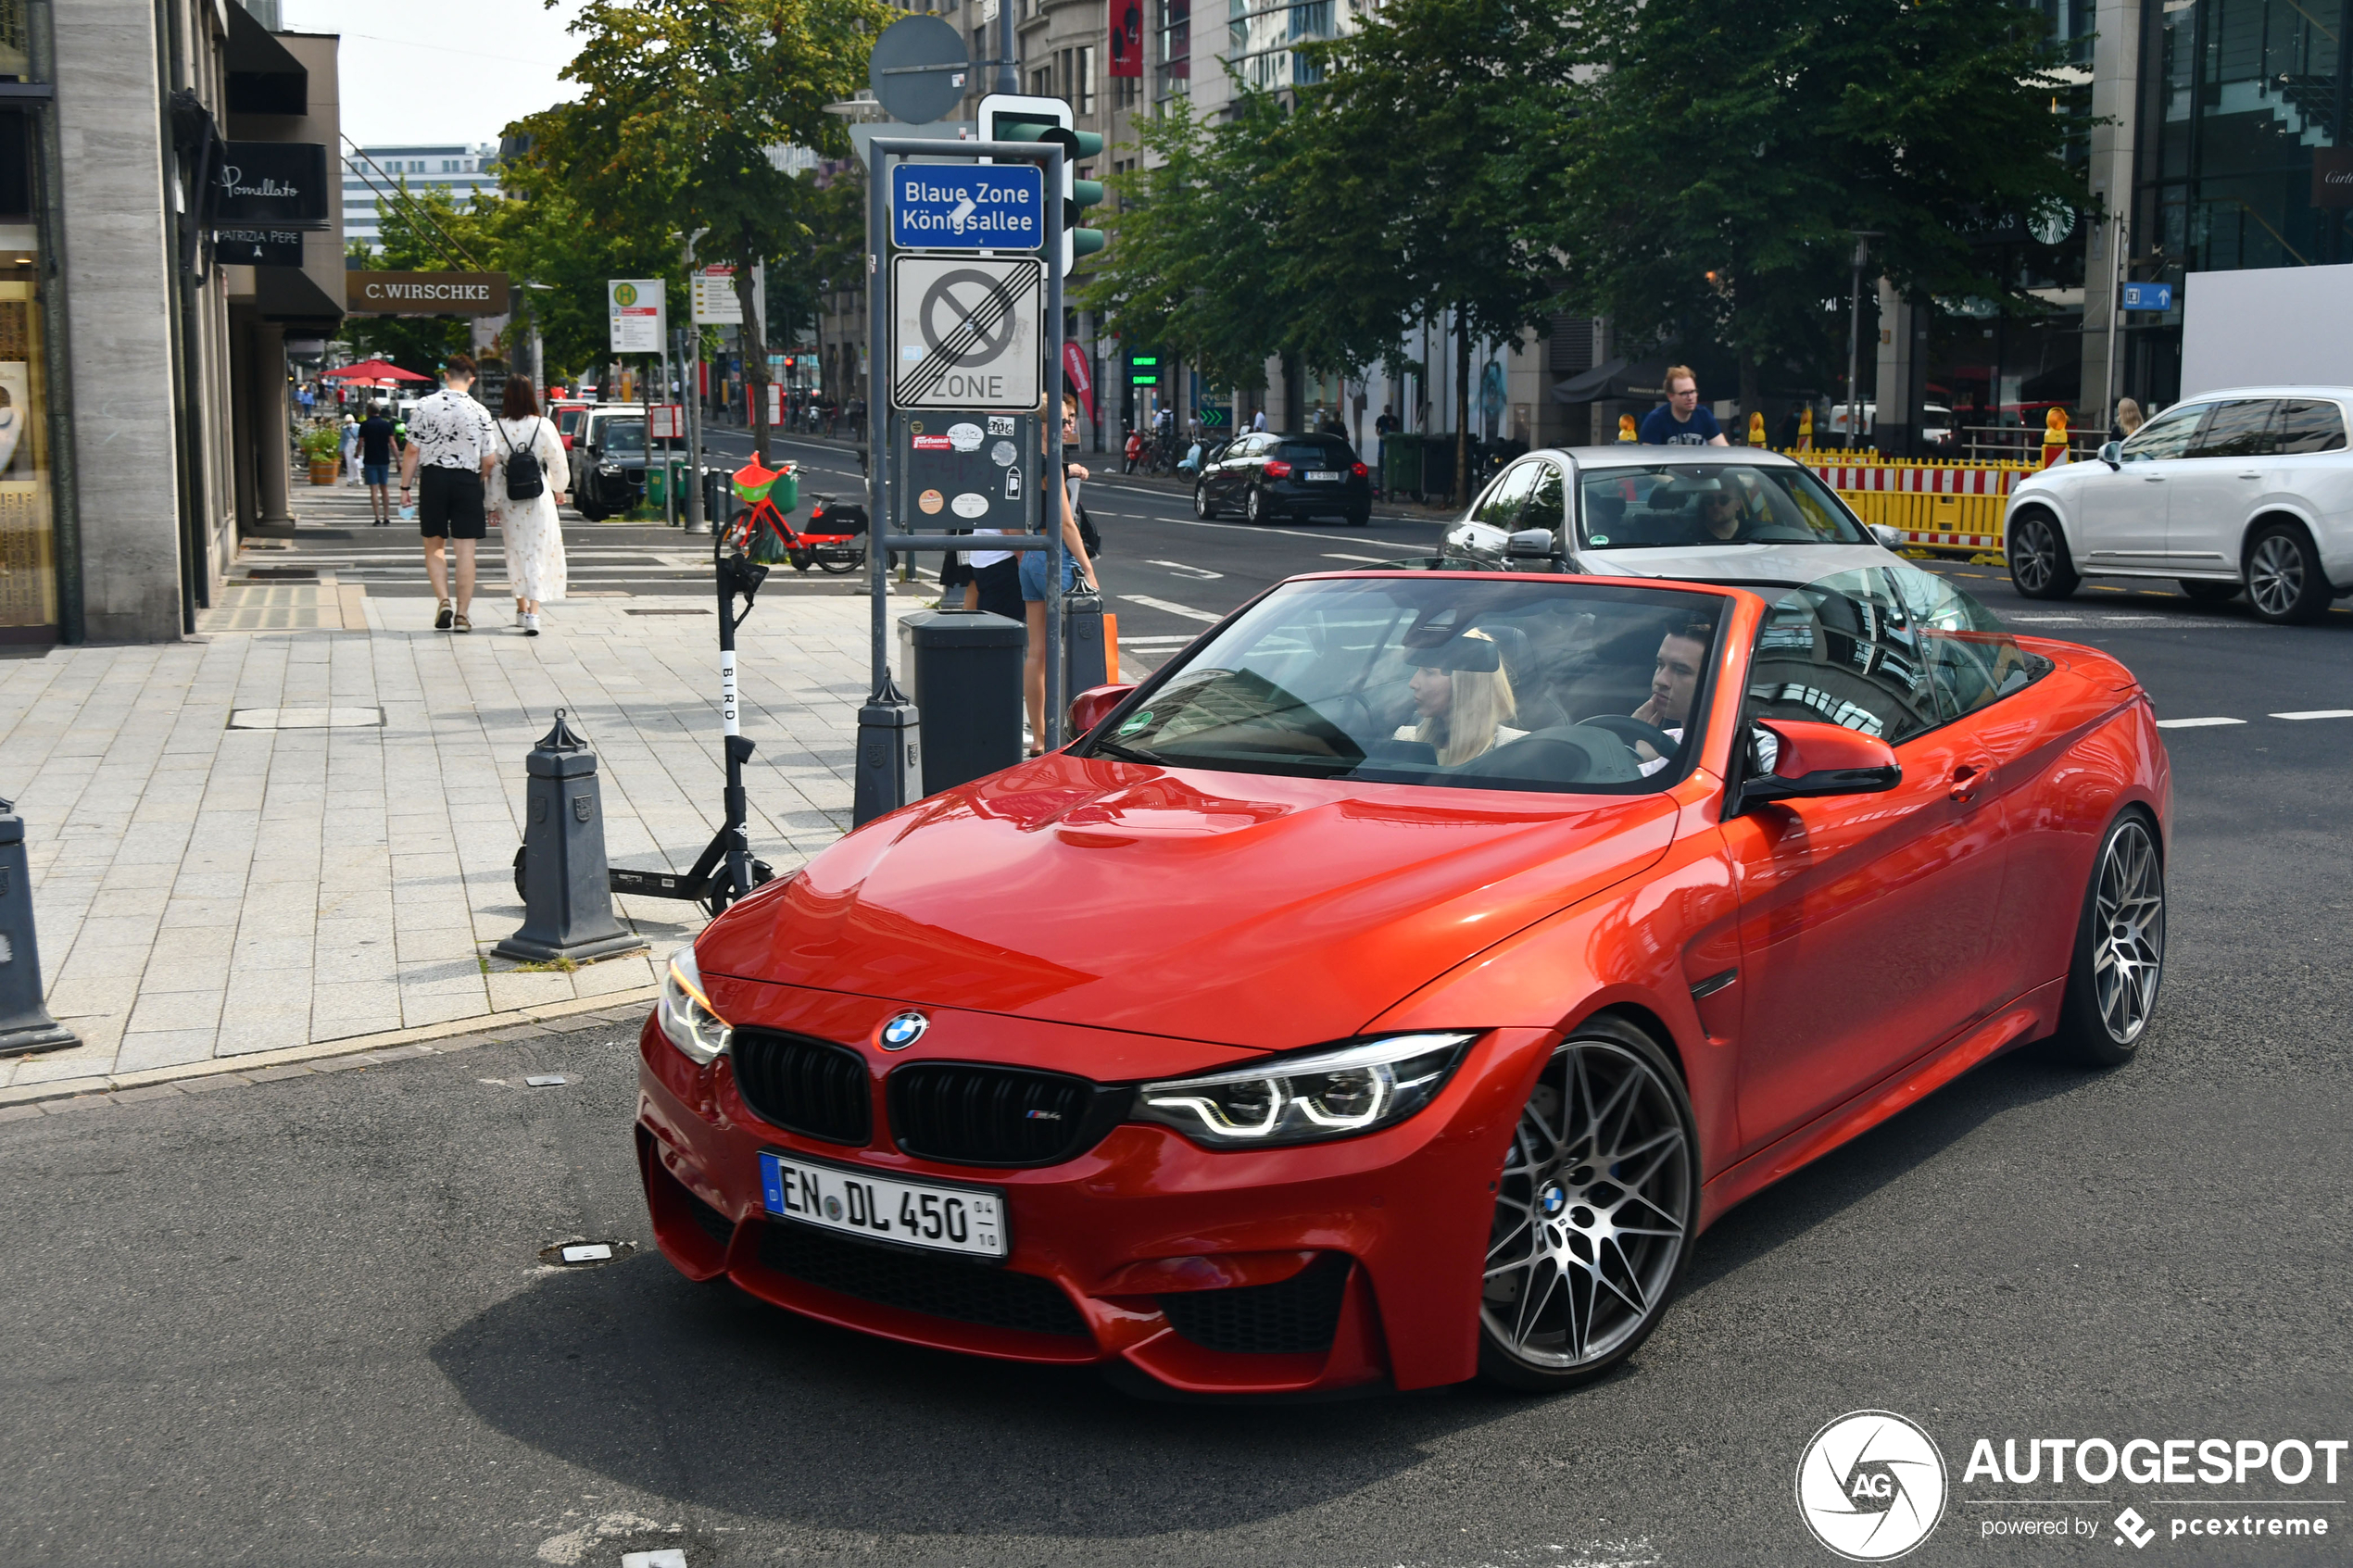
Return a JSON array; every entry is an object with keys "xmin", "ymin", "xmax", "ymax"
[
  {"xmin": 343, "ymin": 142, "xmax": 497, "ymax": 250},
  {"xmin": 12, "ymin": 0, "xmax": 340, "ymax": 644}
]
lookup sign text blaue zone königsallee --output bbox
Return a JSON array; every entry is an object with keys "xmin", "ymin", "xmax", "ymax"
[{"xmin": 891, "ymin": 165, "xmax": 1046, "ymax": 252}]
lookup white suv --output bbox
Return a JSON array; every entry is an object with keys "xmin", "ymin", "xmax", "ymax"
[{"xmin": 2003, "ymin": 386, "xmax": 2353, "ymax": 623}]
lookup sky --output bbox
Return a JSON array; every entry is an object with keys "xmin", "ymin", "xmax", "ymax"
[{"xmin": 277, "ymin": 0, "xmax": 588, "ymax": 148}]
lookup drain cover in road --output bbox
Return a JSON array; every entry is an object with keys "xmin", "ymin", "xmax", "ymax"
[{"xmin": 227, "ymin": 708, "xmax": 385, "ymax": 731}]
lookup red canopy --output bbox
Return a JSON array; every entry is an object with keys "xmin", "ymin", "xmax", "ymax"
[{"xmin": 321, "ymin": 358, "xmax": 431, "ymax": 383}]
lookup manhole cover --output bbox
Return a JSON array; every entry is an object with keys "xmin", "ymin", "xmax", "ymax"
[
  {"xmin": 245, "ymin": 567, "xmax": 319, "ymax": 581},
  {"xmin": 227, "ymin": 707, "xmax": 385, "ymax": 731}
]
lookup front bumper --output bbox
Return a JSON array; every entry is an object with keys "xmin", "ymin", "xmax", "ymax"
[{"xmin": 633, "ymin": 986, "xmax": 1551, "ymax": 1396}]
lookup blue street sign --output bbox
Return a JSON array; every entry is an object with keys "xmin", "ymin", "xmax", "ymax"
[
  {"xmin": 890, "ymin": 165, "xmax": 1045, "ymax": 251},
  {"xmin": 2120, "ymin": 282, "xmax": 2173, "ymax": 311}
]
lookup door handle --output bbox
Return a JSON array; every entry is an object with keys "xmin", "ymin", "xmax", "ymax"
[
  {"xmin": 2140, "ymin": 474, "xmax": 2166, "ymax": 482},
  {"xmin": 1949, "ymin": 760, "xmax": 1991, "ymax": 804},
  {"xmin": 2237, "ymin": 472, "xmax": 2259, "ymax": 480}
]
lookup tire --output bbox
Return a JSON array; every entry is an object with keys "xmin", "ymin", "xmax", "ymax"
[
  {"xmin": 1194, "ymin": 483, "xmax": 1217, "ymax": 520},
  {"xmin": 1478, "ymin": 1014, "xmax": 1698, "ymax": 1392},
  {"xmin": 2050, "ymin": 811, "xmax": 2165, "ymax": 1068},
  {"xmin": 1345, "ymin": 508, "xmax": 1370, "ymax": 527},
  {"xmin": 815, "ymin": 550, "xmax": 862, "ymax": 576},
  {"xmin": 2007, "ymin": 509, "xmax": 2079, "ymax": 599},
  {"xmin": 1246, "ymin": 486, "xmax": 1266, "ymax": 525},
  {"xmin": 2178, "ymin": 579, "xmax": 2241, "ymax": 605},
  {"xmin": 2244, "ymin": 521, "xmax": 2332, "ymax": 624}
]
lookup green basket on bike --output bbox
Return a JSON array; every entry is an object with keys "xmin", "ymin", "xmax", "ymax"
[{"xmin": 731, "ymin": 458, "xmax": 799, "ymax": 563}]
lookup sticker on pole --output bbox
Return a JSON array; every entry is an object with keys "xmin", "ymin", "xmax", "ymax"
[
  {"xmin": 891, "ymin": 256, "xmax": 1043, "ymax": 410},
  {"xmin": 890, "ymin": 164, "xmax": 1044, "ymax": 251}
]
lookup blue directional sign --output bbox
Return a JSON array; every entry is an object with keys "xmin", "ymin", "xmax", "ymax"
[
  {"xmin": 2120, "ymin": 282, "xmax": 2174, "ymax": 311},
  {"xmin": 890, "ymin": 165, "xmax": 1045, "ymax": 251}
]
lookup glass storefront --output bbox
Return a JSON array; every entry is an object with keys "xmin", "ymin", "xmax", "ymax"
[
  {"xmin": 2129, "ymin": 0, "xmax": 2352, "ymax": 405},
  {"xmin": 0, "ymin": 0, "xmax": 57, "ymax": 638}
]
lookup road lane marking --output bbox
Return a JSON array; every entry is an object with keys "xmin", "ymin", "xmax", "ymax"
[
  {"xmin": 2154, "ymin": 717, "xmax": 2246, "ymax": 729},
  {"xmin": 1147, "ymin": 559, "xmax": 1224, "ymax": 579},
  {"xmin": 2271, "ymin": 709, "xmax": 2353, "ymax": 721},
  {"xmin": 1120, "ymin": 595, "xmax": 1223, "ymax": 622},
  {"xmin": 1323, "ymin": 552, "xmax": 1395, "ymax": 563}
]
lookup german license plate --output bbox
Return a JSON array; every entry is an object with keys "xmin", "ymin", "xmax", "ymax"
[
  {"xmin": 759, "ymin": 1151, "xmax": 1007, "ymax": 1260},
  {"xmin": 1306, "ymin": 469, "xmax": 1340, "ymax": 483}
]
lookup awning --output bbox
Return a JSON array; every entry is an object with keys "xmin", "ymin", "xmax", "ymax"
[
  {"xmin": 1552, "ymin": 356, "xmax": 1674, "ymax": 405},
  {"xmin": 225, "ymin": 3, "xmax": 307, "ymax": 116}
]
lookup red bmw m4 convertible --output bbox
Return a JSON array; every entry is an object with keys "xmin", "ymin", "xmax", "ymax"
[{"xmin": 634, "ymin": 563, "xmax": 2169, "ymax": 1398}]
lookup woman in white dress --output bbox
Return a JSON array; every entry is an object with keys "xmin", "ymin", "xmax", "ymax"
[{"xmin": 485, "ymin": 375, "xmax": 570, "ymax": 635}]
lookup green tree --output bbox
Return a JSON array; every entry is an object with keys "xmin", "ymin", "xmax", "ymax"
[
  {"xmin": 1544, "ymin": 0, "xmax": 2090, "ymax": 425},
  {"xmin": 1281, "ymin": 0, "xmax": 1580, "ymax": 501},
  {"xmin": 514, "ymin": 0, "xmax": 888, "ymax": 460}
]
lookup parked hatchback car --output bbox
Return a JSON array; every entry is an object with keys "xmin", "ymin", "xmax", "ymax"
[
  {"xmin": 1195, "ymin": 433, "xmax": 1372, "ymax": 525},
  {"xmin": 1444, "ymin": 445, "xmax": 1910, "ymax": 585},
  {"xmin": 2002, "ymin": 386, "xmax": 2353, "ymax": 622}
]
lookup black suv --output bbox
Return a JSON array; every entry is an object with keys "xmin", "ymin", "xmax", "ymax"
[{"xmin": 1194, "ymin": 433, "xmax": 1371, "ymax": 525}]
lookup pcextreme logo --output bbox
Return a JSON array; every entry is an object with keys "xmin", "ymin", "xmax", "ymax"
[{"xmin": 1796, "ymin": 1411, "xmax": 1950, "ymax": 1562}]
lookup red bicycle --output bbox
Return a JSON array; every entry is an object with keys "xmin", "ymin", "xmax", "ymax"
[{"xmin": 722, "ymin": 458, "xmax": 865, "ymax": 575}]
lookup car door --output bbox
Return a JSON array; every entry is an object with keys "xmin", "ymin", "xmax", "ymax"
[
  {"xmin": 2076, "ymin": 401, "xmax": 2208, "ymax": 569},
  {"xmin": 2163, "ymin": 397, "xmax": 2280, "ymax": 576},
  {"xmin": 1720, "ymin": 569, "xmax": 2011, "ymax": 1156},
  {"xmin": 1220, "ymin": 435, "xmax": 1265, "ymax": 503}
]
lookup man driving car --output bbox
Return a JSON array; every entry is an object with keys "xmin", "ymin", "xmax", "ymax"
[{"xmin": 1629, "ymin": 620, "xmax": 1710, "ymax": 774}]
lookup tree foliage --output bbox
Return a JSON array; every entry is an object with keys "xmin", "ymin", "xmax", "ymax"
[
  {"xmin": 510, "ymin": 0, "xmax": 888, "ymax": 455},
  {"xmin": 1544, "ymin": 0, "xmax": 2091, "ymax": 413}
]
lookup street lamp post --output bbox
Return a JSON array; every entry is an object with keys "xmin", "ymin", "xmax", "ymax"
[{"xmin": 1843, "ymin": 232, "xmax": 1881, "ymax": 454}]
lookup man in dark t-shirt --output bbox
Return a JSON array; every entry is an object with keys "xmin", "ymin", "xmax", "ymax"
[
  {"xmin": 358, "ymin": 405, "xmax": 397, "ymax": 525},
  {"xmin": 1639, "ymin": 365, "xmax": 1730, "ymax": 446}
]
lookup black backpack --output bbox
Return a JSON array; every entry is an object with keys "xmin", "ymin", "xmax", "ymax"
[{"xmin": 502, "ymin": 419, "xmax": 545, "ymax": 501}]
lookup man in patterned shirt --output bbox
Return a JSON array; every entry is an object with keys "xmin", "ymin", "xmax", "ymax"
[{"xmin": 396, "ymin": 353, "xmax": 499, "ymax": 632}]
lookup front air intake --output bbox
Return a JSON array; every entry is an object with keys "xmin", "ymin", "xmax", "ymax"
[
  {"xmin": 887, "ymin": 1061, "xmax": 1120, "ymax": 1167},
  {"xmin": 728, "ymin": 1029, "xmax": 872, "ymax": 1145}
]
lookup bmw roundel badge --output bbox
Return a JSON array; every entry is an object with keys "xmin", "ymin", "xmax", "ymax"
[{"xmin": 878, "ymin": 1011, "xmax": 929, "ymax": 1050}]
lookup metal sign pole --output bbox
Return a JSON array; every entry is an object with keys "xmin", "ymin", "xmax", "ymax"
[{"xmin": 1043, "ymin": 144, "xmax": 1065, "ymax": 751}]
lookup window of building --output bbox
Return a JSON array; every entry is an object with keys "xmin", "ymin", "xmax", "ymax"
[
  {"xmin": 0, "ymin": 107, "xmax": 56, "ymax": 637},
  {"xmin": 1156, "ymin": 0, "xmax": 1191, "ymax": 97},
  {"xmin": 1077, "ymin": 44, "xmax": 1096, "ymax": 112}
]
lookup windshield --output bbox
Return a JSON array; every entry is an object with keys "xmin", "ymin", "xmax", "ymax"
[
  {"xmin": 599, "ymin": 419, "xmax": 648, "ymax": 457},
  {"xmin": 1082, "ymin": 576, "xmax": 1729, "ymax": 795},
  {"xmin": 1578, "ymin": 463, "xmax": 1869, "ymax": 549}
]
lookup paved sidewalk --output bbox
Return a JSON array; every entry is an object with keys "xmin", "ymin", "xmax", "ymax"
[{"xmin": 0, "ymin": 489, "xmax": 901, "ymax": 1102}]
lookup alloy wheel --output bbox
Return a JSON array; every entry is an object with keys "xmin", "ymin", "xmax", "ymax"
[
  {"xmin": 2091, "ymin": 819, "xmax": 2165, "ymax": 1045},
  {"xmin": 1247, "ymin": 487, "xmax": 1265, "ymax": 524},
  {"xmin": 2247, "ymin": 533, "xmax": 2305, "ymax": 620},
  {"xmin": 2012, "ymin": 519, "xmax": 2057, "ymax": 594},
  {"xmin": 1483, "ymin": 1037, "xmax": 1691, "ymax": 1372}
]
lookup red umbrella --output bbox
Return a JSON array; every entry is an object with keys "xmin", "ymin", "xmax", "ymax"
[{"xmin": 321, "ymin": 358, "xmax": 432, "ymax": 383}]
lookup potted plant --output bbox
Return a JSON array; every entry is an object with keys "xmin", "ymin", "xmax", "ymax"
[{"xmin": 299, "ymin": 423, "xmax": 342, "ymax": 485}]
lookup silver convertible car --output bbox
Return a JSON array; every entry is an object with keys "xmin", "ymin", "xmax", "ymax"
[{"xmin": 1441, "ymin": 445, "xmax": 1911, "ymax": 588}]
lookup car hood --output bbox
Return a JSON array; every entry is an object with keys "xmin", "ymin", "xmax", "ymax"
[
  {"xmin": 1570, "ymin": 542, "xmax": 1903, "ymax": 584},
  {"xmin": 697, "ymin": 756, "xmax": 1680, "ymax": 1052}
]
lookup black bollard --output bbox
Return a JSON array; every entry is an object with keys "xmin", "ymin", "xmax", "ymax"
[
  {"xmin": 0, "ymin": 797, "xmax": 76, "ymax": 1057},
  {"xmin": 851, "ymin": 675, "xmax": 922, "ymax": 826},
  {"xmin": 495, "ymin": 711, "xmax": 648, "ymax": 965}
]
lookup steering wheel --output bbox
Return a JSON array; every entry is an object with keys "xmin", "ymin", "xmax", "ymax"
[{"xmin": 1578, "ymin": 712, "xmax": 1679, "ymax": 759}]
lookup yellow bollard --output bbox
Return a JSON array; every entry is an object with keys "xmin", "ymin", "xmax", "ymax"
[
  {"xmin": 1747, "ymin": 410, "xmax": 1767, "ymax": 446},
  {"xmin": 1797, "ymin": 407, "xmax": 1814, "ymax": 450},
  {"xmin": 2041, "ymin": 408, "xmax": 2070, "ymax": 468},
  {"xmin": 1617, "ymin": 414, "xmax": 1638, "ymax": 443}
]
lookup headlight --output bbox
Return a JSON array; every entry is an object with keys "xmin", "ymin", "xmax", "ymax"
[
  {"xmin": 1132, "ymin": 1032, "xmax": 1476, "ymax": 1148},
  {"xmin": 657, "ymin": 945, "xmax": 731, "ymax": 1064}
]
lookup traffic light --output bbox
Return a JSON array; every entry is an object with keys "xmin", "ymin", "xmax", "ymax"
[{"xmin": 977, "ymin": 93, "xmax": 1105, "ymax": 276}]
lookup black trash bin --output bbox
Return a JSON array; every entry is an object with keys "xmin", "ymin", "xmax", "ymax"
[{"xmin": 900, "ymin": 609, "xmax": 1025, "ymax": 793}]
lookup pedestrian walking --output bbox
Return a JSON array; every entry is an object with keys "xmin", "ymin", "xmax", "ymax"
[
  {"xmin": 486, "ymin": 374, "xmax": 570, "ymax": 636},
  {"xmin": 1251, "ymin": 407, "xmax": 1267, "ymax": 433},
  {"xmin": 339, "ymin": 412, "xmax": 361, "ymax": 486},
  {"xmin": 1639, "ymin": 367, "xmax": 1730, "ymax": 446},
  {"xmin": 2112, "ymin": 397, "xmax": 2145, "ymax": 441},
  {"xmin": 396, "ymin": 354, "xmax": 498, "ymax": 633},
  {"xmin": 359, "ymin": 402, "xmax": 397, "ymax": 525}
]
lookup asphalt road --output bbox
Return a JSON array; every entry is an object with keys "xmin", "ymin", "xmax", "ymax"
[{"xmin": 15, "ymin": 458, "xmax": 2350, "ymax": 1565}]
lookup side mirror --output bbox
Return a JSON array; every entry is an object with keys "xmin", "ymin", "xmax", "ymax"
[
  {"xmin": 1504, "ymin": 528, "xmax": 1558, "ymax": 560},
  {"xmin": 2097, "ymin": 440, "xmax": 2121, "ymax": 470},
  {"xmin": 1738, "ymin": 719, "xmax": 1900, "ymax": 809},
  {"xmin": 1068, "ymin": 684, "xmax": 1137, "ymax": 738},
  {"xmin": 1869, "ymin": 523, "xmax": 1906, "ymax": 549}
]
